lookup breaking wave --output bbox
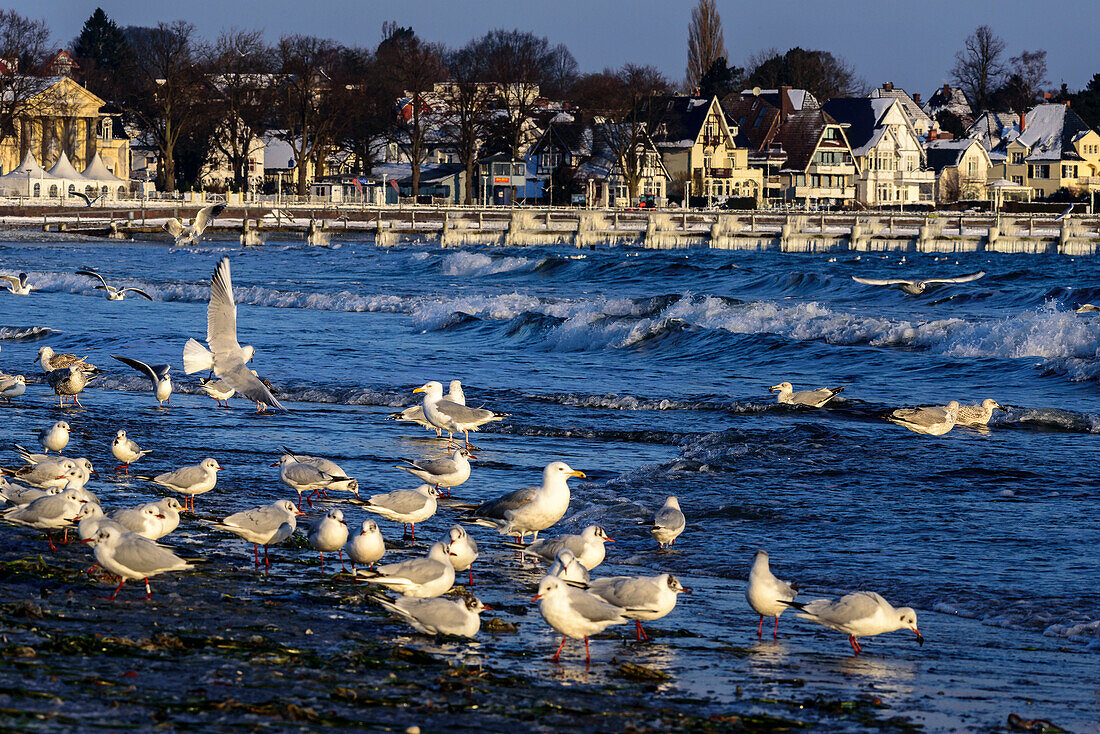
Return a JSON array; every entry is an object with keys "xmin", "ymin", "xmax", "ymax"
[{"xmin": 0, "ymin": 325, "xmax": 60, "ymax": 341}]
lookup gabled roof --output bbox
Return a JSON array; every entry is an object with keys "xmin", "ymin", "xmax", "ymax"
[
  {"xmin": 923, "ymin": 84, "xmax": 972, "ymax": 119},
  {"xmin": 966, "ymin": 111, "xmax": 1020, "ymax": 151},
  {"xmin": 532, "ymin": 121, "xmax": 592, "ymax": 158},
  {"xmin": 739, "ymin": 88, "xmax": 819, "ymax": 111},
  {"xmin": 924, "ymin": 139, "xmax": 985, "ymax": 173},
  {"xmin": 2, "ymin": 151, "xmax": 54, "ymax": 179},
  {"xmin": 48, "ymin": 150, "xmax": 87, "ymax": 180},
  {"xmin": 1014, "ymin": 103, "xmax": 1094, "ymax": 162},
  {"xmin": 776, "ymin": 109, "xmax": 845, "ymax": 172},
  {"xmin": 646, "ymin": 96, "xmax": 716, "ymax": 148},
  {"xmin": 395, "ymin": 162, "xmax": 464, "ymax": 186},
  {"xmin": 721, "ymin": 96, "xmax": 780, "ymax": 151},
  {"xmin": 870, "ymin": 84, "xmax": 932, "ymax": 129},
  {"xmin": 820, "ymin": 97, "xmax": 907, "ymax": 157}
]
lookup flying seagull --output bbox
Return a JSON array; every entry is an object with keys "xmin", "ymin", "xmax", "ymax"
[
  {"xmin": 0, "ymin": 273, "xmax": 32, "ymax": 295},
  {"xmin": 112, "ymin": 355, "xmax": 173, "ymax": 407},
  {"xmin": 186, "ymin": 257, "xmax": 284, "ymax": 412},
  {"xmin": 76, "ymin": 269, "xmax": 154, "ymax": 301},
  {"xmin": 164, "ymin": 202, "xmax": 226, "ymax": 245},
  {"xmin": 851, "ymin": 270, "xmax": 985, "ymax": 295}
]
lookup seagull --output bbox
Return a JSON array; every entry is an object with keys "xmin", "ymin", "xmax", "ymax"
[
  {"xmin": 360, "ymin": 484, "xmax": 438, "ymax": 540},
  {"xmin": 274, "ymin": 454, "xmax": 352, "ymax": 508},
  {"xmin": 184, "ymin": 257, "xmax": 282, "ymax": 412},
  {"xmin": 46, "ymin": 365, "xmax": 93, "ymax": 407},
  {"xmin": 75, "ymin": 270, "xmax": 154, "ymax": 301},
  {"xmin": 784, "ymin": 590, "xmax": 923, "ymax": 655},
  {"xmin": 212, "ymin": 499, "xmax": 303, "ymax": 568},
  {"xmin": 0, "ymin": 272, "xmax": 32, "ymax": 295},
  {"xmin": 413, "ymin": 380, "xmax": 507, "ymax": 447},
  {"xmin": 397, "ymin": 448, "xmax": 473, "ymax": 498},
  {"xmin": 0, "ymin": 374, "xmax": 26, "ymax": 402},
  {"xmin": 197, "ymin": 377, "xmax": 235, "ymax": 407},
  {"xmin": 1075, "ymin": 304, "xmax": 1100, "ymax": 314},
  {"xmin": 38, "ymin": 347, "xmax": 99, "ymax": 374},
  {"xmin": 463, "ymin": 462, "xmax": 584, "ymax": 543},
  {"xmin": 851, "ymin": 270, "xmax": 985, "ymax": 295},
  {"xmin": 547, "ymin": 548, "xmax": 590, "ymax": 584},
  {"xmin": 307, "ymin": 508, "xmax": 349, "ymax": 573},
  {"xmin": 769, "ymin": 382, "xmax": 844, "ymax": 407},
  {"xmin": 360, "ymin": 541, "xmax": 456, "ymax": 598},
  {"xmin": 888, "ymin": 401, "xmax": 960, "ymax": 436},
  {"xmin": 151, "ymin": 458, "xmax": 222, "ymax": 513},
  {"xmin": 69, "ymin": 189, "xmax": 102, "ymax": 207},
  {"xmin": 589, "ymin": 573, "xmax": 690, "ymax": 642},
  {"xmin": 112, "ymin": 355, "xmax": 172, "ymax": 407},
  {"xmin": 533, "ymin": 575, "xmax": 630, "ymax": 664},
  {"xmin": 1, "ymin": 483, "xmax": 63, "ymax": 507},
  {"xmin": 745, "ymin": 550, "xmax": 798, "ymax": 639},
  {"xmin": 84, "ymin": 525, "xmax": 195, "ymax": 601},
  {"xmin": 163, "ymin": 202, "xmax": 226, "ymax": 245},
  {"xmin": 38, "ymin": 421, "xmax": 70, "ymax": 454},
  {"xmin": 279, "ymin": 447, "xmax": 359, "ymax": 498},
  {"xmin": 955, "ymin": 398, "xmax": 1004, "ymax": 428},
  {"xmin": 2, "ymin": 488, "xmax": 88, "ymax": 550},
  {"xmin": 388, "ymin": 379, "xmax": 466, "ymax": 435},
  {"xmin": 373, "ymin": 594, "xmax": 491, "ymax": 638},
  {"xmin": 74, "ymin": 502, "xmax": 125, "ymax": 542},
  {"xmin": 12, "ymin": 458, "xmax": 76, "ymax": 489},
  {"xmin": 110, "ymin": 503, "xmax": 171, "ymax": 540},
  {"xmin": 111, "ymin": 430, "xmax": 152, "ymax": 472},
  {"xmin": 442, "ymin": 524, "xmax": 478, "ymax": 585},
  {"xmin": 345, "ymin": 519, "xmax": 386, "ymax": 574},
  {"xmin": 651, "ymin": 496, "xmax": 685, "ymax": 548},
  {"xmin": 506, "ymin": 525, "xmax": 613, "ymax": 571}
]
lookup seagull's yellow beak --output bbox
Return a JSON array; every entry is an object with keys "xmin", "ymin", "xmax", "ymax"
[
  {"xmin": 568, "ymin": 470, "xmax": 586, "ymax": 478},
  {"xmin": 412, "ymin": 386, "xmax": 425, "ymax": 394}
]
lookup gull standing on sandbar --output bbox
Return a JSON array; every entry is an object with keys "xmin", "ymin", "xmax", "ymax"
[{"xmin": 213, "ymin": 499, "xmax": 303, "ymax": 568}]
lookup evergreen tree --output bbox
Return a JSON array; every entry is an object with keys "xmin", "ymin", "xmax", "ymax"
[{"xmin": 73, "ymin": 8, "xmax": 132, "ymax": 100}]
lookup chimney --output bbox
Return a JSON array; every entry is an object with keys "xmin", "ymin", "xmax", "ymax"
[
  {"xmin": 928, "ymin": 127, "xmax": 937, "ymax": 142},
  {"xmin": 1043, "ymin": 92, "xmax": 1051, "ymax": 100},
  {"xmin": 1019, "ymin": 110, "xmax": 1026, "ymax": 133},
  {"xmin": 1065, "ymin": 100, "xmax": 1071, "ymax": 107},
  {"xmin": 913, "ymin": 92, "xmax": 921, "ymax": 105},
  {"xmin": 943, "ymin": 83, "xmax": 950, "ymax": 95},
  {"xmin": 883, "ymin": 82, "xmax": 893, "ymax": 92},
  {"xmin": 779, "ymin": 85, "xmax": 793, "ymax": 123}
]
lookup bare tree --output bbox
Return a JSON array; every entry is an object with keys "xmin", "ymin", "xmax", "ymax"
[
  {"xmin": 1009, "ymin": 49, "xmax": 1049, "ymax": 106},
  {"xmin": 746, "ymin": 47, "xmax": 862, "ymax": 100},
  {"xmin": 544, "ymin": 42, "xmax": 578, "ymax": 100},
  {"xmin": 686, "ymin": 0, "xmax": 726, "ymax": 91},
  {"xmin": 334, "ymin": 46, "xmax": 394, "ymax": 177},
  {"xmin": 374, "ymin": 26, "xmax": 445, "ymax": 198},
  {"xmin": 0, "ymin": 10, "xmax": 52, "ymax": 156},
  {"xmin": 439, "ymin": 44, "xmax": 493, "ymax": 204},
  {"xmin": 951, "ymin": 25, "xmax": 1006, "ymax": 111},
  {"xmin": 124, "ymin": 21, "xmax": 208, "ymax": 192},
  {"xmin": 474, "ymin": 29, "xmax": 555, "ymax": 158},
  {"xmin": 205, "ymin": 29, "xmax": 272, "ymax": 192},
  {"xmin": 272, "ymin": 35, "xmax": 344, "ymax": 196}
]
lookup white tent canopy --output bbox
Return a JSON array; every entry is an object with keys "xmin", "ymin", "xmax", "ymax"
[
  {"xmin": 48, "ymin": 150, "xmax": 89, "ymax": 181},
  {"xmin": 0, "ymin": 151, "xmax": 56, "ymax": 196},
  {"xmin": 81, "ymin": 151, "xmax": 126, "ymax": 182}
]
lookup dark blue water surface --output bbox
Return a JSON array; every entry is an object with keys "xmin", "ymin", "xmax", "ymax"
[{"xmin": 1, "ymin": 232, "xmax": 1098, "ymax": 731}]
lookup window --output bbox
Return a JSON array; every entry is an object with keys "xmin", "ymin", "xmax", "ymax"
[
  {"xmin": 823, "ymin": 127, "xmax": 841, "ymax": 141},
  {"xmin": 1012, "ymin": 175, "xmax": 1023, "ymax": 185},
  {"xmin": 1033, "ymin": 164, "xmax": 1050, "ymax": 179},
  {"xmin": 513, "ymin": 163, "xmax": 524, "ymax": 176},
  {"xmin": 1061, "ymin": 164, "xmax": 1077, "ymax": 179},
  {"xmin": 32, "ymin": 183, "xmax": 40, "ymax": 196},
  {"xmin": 1011, "ymin": 152, "xmax": 1024, "ymax": 164}
]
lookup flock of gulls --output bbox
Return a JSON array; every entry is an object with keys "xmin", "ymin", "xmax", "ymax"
[{"xmin": 7, "ymin": 256, "xmax": 1034, "ymax": 665}]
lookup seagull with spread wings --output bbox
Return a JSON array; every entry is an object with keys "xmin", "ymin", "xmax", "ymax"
[
  {"xmin": 0, "ymin": 272, "xmax": 32, "ymax": 295},
  {"xmin": 851, "ymin": 270, "xmax": 985, "ymax": 295},
  {"xmin": 112, "ymin": 355, "xmax": 173, "ymax": 407},
  {"xmin": 76, "ymin": 269, "xmax": 154, "ymax": 301},
  {"xmin": 164, "ymin": 202, "xmax": 226, "ymax": 245},
  {"xmin": 185, "ymin": 257, "xmax": 284, "ymax": 412}
]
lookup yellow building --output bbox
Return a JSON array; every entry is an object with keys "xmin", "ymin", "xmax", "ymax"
[
  {"xmin": 925, "ymin": 138, "xmax": 993, "ymax": 203},
  {"xmin": 648, "ymin": 96, "xmax": 763, "ymax": 204},
  {"xmin": 991, "ymin": 103, "xmax": 1100, "ymax": 198},
  {"xmin": 0, "ymin": 76, "xmax": 129, "ymax": 180}
]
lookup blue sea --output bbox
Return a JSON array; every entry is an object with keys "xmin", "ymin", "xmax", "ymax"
[{"xmin": 1, "ymin": 231, "xmax": 1098, "ymax": 731}]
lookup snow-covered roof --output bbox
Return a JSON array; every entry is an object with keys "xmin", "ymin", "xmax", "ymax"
[
  {"xmin": 47, "ymin": 151, "xmax": 87, "ymax": 180},
  {"xmin": 1015, "ymin": 104, "xmax": 1072, "ymax": 162},
  {"xmin": 81, "ymin": 152, "xmax": 125, "ymax": 182}
]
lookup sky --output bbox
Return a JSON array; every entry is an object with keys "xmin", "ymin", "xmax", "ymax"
[{"xmin": 16, "ymin": 0, "xmax": 1100, "ymax": 96}]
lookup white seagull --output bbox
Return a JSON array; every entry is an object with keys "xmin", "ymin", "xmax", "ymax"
[
  {"xmin": 213, "ymin": 499, "xmax": 303, "ymax": 568},
  {"xmin": 589, "ymin": 573, "xmax": 690, "ymax": 642},
  {"xmin": 388, "ymin": 379, "xmax": 466, "ymax": 435},
  {"xmin": 274, "ymin": 454, "xmax": 352, "ymax": 508},
  {"xmin": 785, "ymin": 590, "xmax": 923, "ymax": 655},
  {"xmin": 345, "ymin": 519, "xmax": 386, "ymax": 573},
  {"xmin": 533, "ymin": 575, "xmax": 630, "ymax": 664},
  {"xmin": 769, "ymin": 382, "xmax": 845, "ymax": 407},
  {"xmin": 2, "ymin": 488, "xmax": 89, "ymax": 549},
  {"xmin": 374, "ymin": 594, "xmax": 491, "ymax": 638},
  {"xmin": 360, "ymin": 484, "xmax": 438, "ymax": 540},
  {"xmin": 0, "ymin": 272, "xmax": 32, "ymax": 295},
  {"xmin": 112, "ymin": 355, "xmax": 172, "ymax": 407},
  {"xmin": 651, "ymin": 496, "xmax": 685, "ymax": 548},
  {"xmin": 183, "ymin": 257, "xmax": 281, "ymax": 412},
  {"xmin": 307, "ymin": 508, "xmax": 349, "ymax": 573},
  {"xmin": 888, "ymin": 401, "xmax": 960, "ymax": 436},
  {"xmin": 38, "ymin": 421, "xmax": 70, "ymax": 454},
  {"xmin": 547, "ymin": 548, "xmax": 590, "ymax": 584},
  {"xmin": 151, "ymin": 458, "xmax": 222, "ymax": 513},
  {"xmin": 464, "ymin": 462, "xmax": 584, "ymax": 543},
  {"xmin": 75, "ymin": 269, "xmax": 154, "ymax": 301},
  {"xmin": 0, "ymin": 374, "xmax": 26, "ymax": 402},
  {"xmin": 745, "ymin": 550, "xmax": 798, "ymax": 639},
  {"xmin": 85, "ymin": 525, "xmax": 195, "ymax": 601},
  {"xmin": 852, "ymin": 270, "xmax": 985, "ymax": 295},
  {"xmin": 197, "ymin": 376, "xmax": 236, "ymax": 407},
  {"xmin": 360, "ymin": 541, "xmax": 456, "ymax": 598},
  {"xmin": 506, "ymin": 525, "xmax": 613, "ymax": 571},
  {"xmin": 280, "ymin": 447, "xmax": 359, "ymax": 498},
  {"xmin": 110, "ymin": 503, "xmax": 172, "ymax": 540},
  {"xmin": 442, "ymin": 524, "xmax": 479, "ymax": 585},
  {"xmin": 111, "ymin": 430, "xmax": 152, "ymax": 472},
  {"xmin": 164, "ymin": 202, "xmax": 226, "ymax": 245},
  {"xmin": 413, "ymin": 380, "xmax": 507, "ymax": 447},
  {"xmin": 397, "ymin": 448, "xmax": 473, "ymax": 498}
]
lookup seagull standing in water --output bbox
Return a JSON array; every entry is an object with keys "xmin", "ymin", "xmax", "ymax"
[
  {"xmin": 75, "ymin": 270, "xmax": 154, "ymax": 301},
  {"xmin": 745, "ymin": 550, "xmax": 798, "ymax": 639},
  {"xmin": 38, "ymin": 421, "xmax": 70, "ymax": 454},
  {"xmin": 85, "ymin": 526, "xmax": 195, "ymax": 601},
  {"xmin": 388, "ymin": 379, "xmax": 466, "ymax": 435},
  {"xmin": 212, "ymin": 499, "xmax": 303, "ymax": 568},
  {"xmin": 112, "ymin": 356, "xmax": 172, "ymax": 407},
  {"xmin": 164, "ymin": 202, "xmax": 226, "ymax": 245},
  {"xmin": 784, "ymin": 591, "xmax": 923, "ymax": 655},
  {"xmin": 651, "ymin": 496, "xmax": 685, "ymax": 548},
  {"xmin": 851, "ymin": 270, "xmax": 985, "ymax": 295},
  {"xmin": 183, "ymin": 257, "xmax": 282, "ymax": 412},
  {"xmin": 111, "ymin": 430, "xmax": 152, "ymax": 472},
  {"xmin": 413, "ymin": 381, "xmax": 506, "ymax": 447},
  {"xmin": 533, "ymin": 575, "xmax": 630, "ymax": 664},
  {"xmin": 769, "ymin": 382, "xmax": 845, "ymax": 408},
  {"xmin": 464, "ymin": 462, "xmax": 584, "ymax": 543}
]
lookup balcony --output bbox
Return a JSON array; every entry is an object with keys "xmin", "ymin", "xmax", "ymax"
[
  {"xmin": 791, "ymin": 185, "xmax": 856, "ymax": 199},
  {"xmin": 701, "ymin": 134, "xmax": 723, "ymax": 148},
  {"xmin": 707, "ymin": 167, "xmax": 733, "ymax": 178},
  {"xmin": 807, "ymin": 163, "xmax": 855, "ymax": 175}
]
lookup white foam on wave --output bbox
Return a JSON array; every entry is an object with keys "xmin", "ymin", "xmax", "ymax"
[
  {"xmin": 441, "ymin": 251, "xmax": 537, "ymax": 277},
  {"xmin": 0, "ymin": 325, "xmax": 59, "ymax": 340}
]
